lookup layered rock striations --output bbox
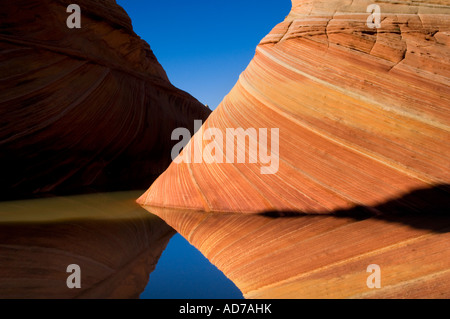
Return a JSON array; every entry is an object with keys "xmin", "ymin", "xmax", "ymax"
[
  {"xmin": 139, "ymin": 0, "xmax": 450, "ymax": 214},
  {"xmin": 139, "ymin": 1, "xmax": 450, "ymax": 298},
  {"xmin": 0, "ymin": 0, "xmax": 211, "ymax": 200}
]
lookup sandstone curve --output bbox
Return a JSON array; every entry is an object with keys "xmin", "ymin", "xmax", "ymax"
[
  {"xmin": 138, "ymin": 0, "xmax": 450, "ymax": 215},
  {"xmin": 138, "ymin": 0, "xmax": 450, "ymax": 299}
]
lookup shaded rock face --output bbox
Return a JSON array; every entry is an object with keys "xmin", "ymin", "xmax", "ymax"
[
  {"xmin": 138, "ymin": 0, "xmax": 450, "ymax": 214},
  {"xmin": 0, "ymin": 191, "xmax": 175, "ymax": 299},
  {"xmin": 0, "ymin": 0, "xmax": 211, "ymax": 200}
]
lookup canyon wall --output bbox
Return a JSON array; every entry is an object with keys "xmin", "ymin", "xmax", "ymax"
[{"xmin": 0, "ymin": 0, "xmax": 211, "ymax": 200}]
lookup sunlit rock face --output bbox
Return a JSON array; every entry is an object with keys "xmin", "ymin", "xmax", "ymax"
[
  {"xmin": 138, "ymin": 0, "xmax": 450, "ymax": 299},
  {"xmin": 0, "ymin": 0, "xmax": 211, "ymax": 200},
  {"xmin": 0, "ymin": 191, "xmax": 175, "ymax": 299},
  {"xmin": 138, "ymin": 0, "xmax": 450, "ymax": 214}
]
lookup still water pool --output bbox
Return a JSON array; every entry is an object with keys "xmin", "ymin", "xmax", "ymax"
[{"xmin": 0, "ymin": 191, "xmax": 243, "ymax": 299}]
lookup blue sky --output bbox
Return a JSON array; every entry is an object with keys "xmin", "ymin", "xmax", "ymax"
[{"xmin": 116, "ymin": 0, "xmax": 291, "ymax": 110}]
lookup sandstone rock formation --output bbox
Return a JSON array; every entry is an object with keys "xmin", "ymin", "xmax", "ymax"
[
  {"xmin": 0, "ymin": 0, "xmax": 211, "ymax": 200},
  {"xmin": 0, "ymin": 191, "xmax": 175, "ymax": 299},
  {"xmin": 139, "ymin": 0, "xmax": 450, "ymax": 298},
  {"xmin": 138, "ymin": 0, "xmax": 450, "ymax": 214}
]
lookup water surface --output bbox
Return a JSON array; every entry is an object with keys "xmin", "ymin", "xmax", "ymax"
[
  {"xmin": 0, "ymin": 191, "xmax": 242, "ymax": 299},
  {"xmin": 142, "ymin": 233, "xmax": 243, "ymax": 299}
]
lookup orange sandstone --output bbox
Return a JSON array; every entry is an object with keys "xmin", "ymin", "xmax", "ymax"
[
  {"xmin": 139, "ymin": 0, "xmax": 450, "ymax": 214},
  {"xmin": 139, "ymin": 0, "xmax": 450, "ymax": 299}
]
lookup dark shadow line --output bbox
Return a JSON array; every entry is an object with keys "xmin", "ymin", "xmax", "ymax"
[{"xmin": 259, "ymin": 184, "xmax": 450, "ymax": 233}]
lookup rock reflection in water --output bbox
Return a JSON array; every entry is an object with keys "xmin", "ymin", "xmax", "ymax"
[
  {"xmin": 0, "ymin": 191, "xmax": 175, "ymax": 299},
  {"xmin": 147, "ymin": 200, "xmax": 450, "ymax": 299}
]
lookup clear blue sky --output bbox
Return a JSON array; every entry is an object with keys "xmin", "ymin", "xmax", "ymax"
[{"xmin": 116, "ymin": 0, "xmax": 291, "ymax": 110}]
